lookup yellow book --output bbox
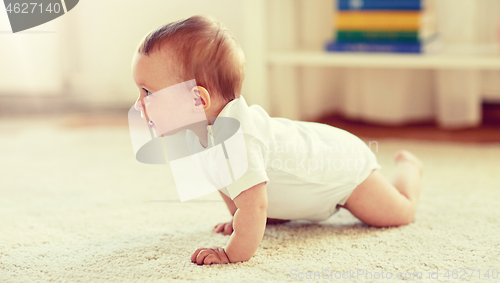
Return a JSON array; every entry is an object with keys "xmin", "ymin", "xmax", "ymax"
[{"xmin": 336, "ymin": 12, "xmax": 420, "ymax": 31}]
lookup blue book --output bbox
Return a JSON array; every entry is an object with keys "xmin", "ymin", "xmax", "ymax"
[
  {"xmin": 325, "ymin": 41, "xmax": 421, "ymax": 53},
  {"xmin": 338, "ymin": 0, "xmax": 421, "ymax": 11}
]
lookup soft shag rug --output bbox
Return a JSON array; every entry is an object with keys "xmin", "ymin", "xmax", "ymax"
[{"xmin": 1, "ymin": 117, "xmax": 499, "ymax": 282}]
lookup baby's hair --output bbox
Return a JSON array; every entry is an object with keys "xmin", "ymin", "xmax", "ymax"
[{"xmin": 137, "ymin": 15, "xmax": 245, "ymax": 102}]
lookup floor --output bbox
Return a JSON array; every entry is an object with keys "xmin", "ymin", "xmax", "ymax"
[
  {"xmin": 317, "ymin": 103, "xmax": 500, "ymax": 143},
  {"xmin": 0, "ymin": 113, "xmax": 499, "ymax": 281}
]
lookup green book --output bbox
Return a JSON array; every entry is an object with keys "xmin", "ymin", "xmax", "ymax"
[{"xmin": 336, "ymin": 31, "xmax": 419, "ymax": 43}]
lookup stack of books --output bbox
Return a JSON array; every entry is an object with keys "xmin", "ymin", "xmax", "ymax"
[{"xmin": 325, "ymin": 0, "xmax": 439, "ymax": 53}]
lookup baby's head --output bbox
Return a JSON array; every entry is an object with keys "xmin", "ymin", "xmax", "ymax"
[{"xmin": 132, "ymin": 15, "xmax": 245, "ymax": 134}]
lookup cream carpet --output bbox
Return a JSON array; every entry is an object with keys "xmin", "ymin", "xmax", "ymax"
[{"xmin": 1, "ymin": 117, "xmax": 499, "ymax": 282}]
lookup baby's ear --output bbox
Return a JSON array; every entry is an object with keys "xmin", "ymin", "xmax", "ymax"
[
  {"xmin": 193, "ymin": 89, "xmax": 202, "ymax": 106},
  {"xmin": 191, "ymin": 86, "xmax": 211, "ymax": 112}
]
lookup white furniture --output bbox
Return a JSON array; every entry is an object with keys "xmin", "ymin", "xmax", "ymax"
[{"xmin": 244, "ymin": 0, "xmax": 500, "ymax": 128}]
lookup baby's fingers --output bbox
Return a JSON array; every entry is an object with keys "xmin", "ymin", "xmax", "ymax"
[
  {"xmin": 195, "ymin": 250, "xmax": 213, "ymax": 265},
  {"xmin": 203, "ymin": 254, "xmax": 218, "ymax": 265},
  {"xmin": 213, "ymin": 223, "xmax": 225, "ymax": 233},
  {"xmin": 223, "ymin": 223, "xmax": 233, "ymax": 235},
  {"xmin": 191, "ymin": 248, "xmax": 204, "ymax": 263}
]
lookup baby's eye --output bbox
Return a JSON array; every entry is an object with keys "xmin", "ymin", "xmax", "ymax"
[{"xmin": 143, "ymin": 88, "xmax": 152, "ymax": 96}]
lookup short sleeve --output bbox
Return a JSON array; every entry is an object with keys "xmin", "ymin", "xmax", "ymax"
[{"xmin": 223, "ymin": 134, "xmax": 269, "ymax": 200}]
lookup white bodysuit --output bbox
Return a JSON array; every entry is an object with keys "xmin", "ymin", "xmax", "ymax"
[{"xmin": 186, "ymin": 96, "xmax": 380, "ymax": 222}]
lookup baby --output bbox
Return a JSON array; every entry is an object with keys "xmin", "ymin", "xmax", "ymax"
[{"xmin": 131, "ymin": 15, "xmax": 423, "ymax": 266}]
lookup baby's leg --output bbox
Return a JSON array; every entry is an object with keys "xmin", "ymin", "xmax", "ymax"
[{"xmin": 340, "ymin": 150, "xmax": 423, "ymax": 227}]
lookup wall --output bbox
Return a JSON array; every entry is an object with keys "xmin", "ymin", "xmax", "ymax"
[
  {"xmin": 0, "ymin": 10, "xmax": 63, "ymax": 96},
  {"xmin": 0, "ymin": 0, "xmax": 256, "ymax": 109}
]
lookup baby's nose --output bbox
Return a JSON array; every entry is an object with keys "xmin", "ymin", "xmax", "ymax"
[{"xmin": 134, "ymin": 98, "xmax": 144, "ymax": 111}]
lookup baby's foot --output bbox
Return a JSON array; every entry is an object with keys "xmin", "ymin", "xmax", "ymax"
[{"xmin": 394, "ymin": 150, "xmax": 424, "ymax": 176}]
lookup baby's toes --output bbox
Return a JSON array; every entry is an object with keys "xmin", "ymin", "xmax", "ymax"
[
  {"xmin": 394, "ymin": 150, "xmax": 424, "ymax": 175},
  {"xmin": 393, "ymin": 150, "xmax": 406, "ymax": 162}
]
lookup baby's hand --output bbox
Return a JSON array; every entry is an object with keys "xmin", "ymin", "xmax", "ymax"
[
  {"xmin": 191, "ymin": 247, "xmax": 230, "ymax": 265},
  {"xmin": 213, "ymin": 220, "xmax": 233, "ymax": 235}
]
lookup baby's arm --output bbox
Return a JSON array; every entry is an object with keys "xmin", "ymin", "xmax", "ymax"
[
  {"xmin": 225, "ymin": 182, "xmax": 267, "ymax": 262},
  {"xmin": 219, "ymin": 190, "xmax": 237, "ymax": 216},
  {"xmin": 191, "ymin": 182, "xmax": 267, "ymax": 265},
  {"xmin": 214, "ymin": 189, "xmax": 289, "ymax": 235}
]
